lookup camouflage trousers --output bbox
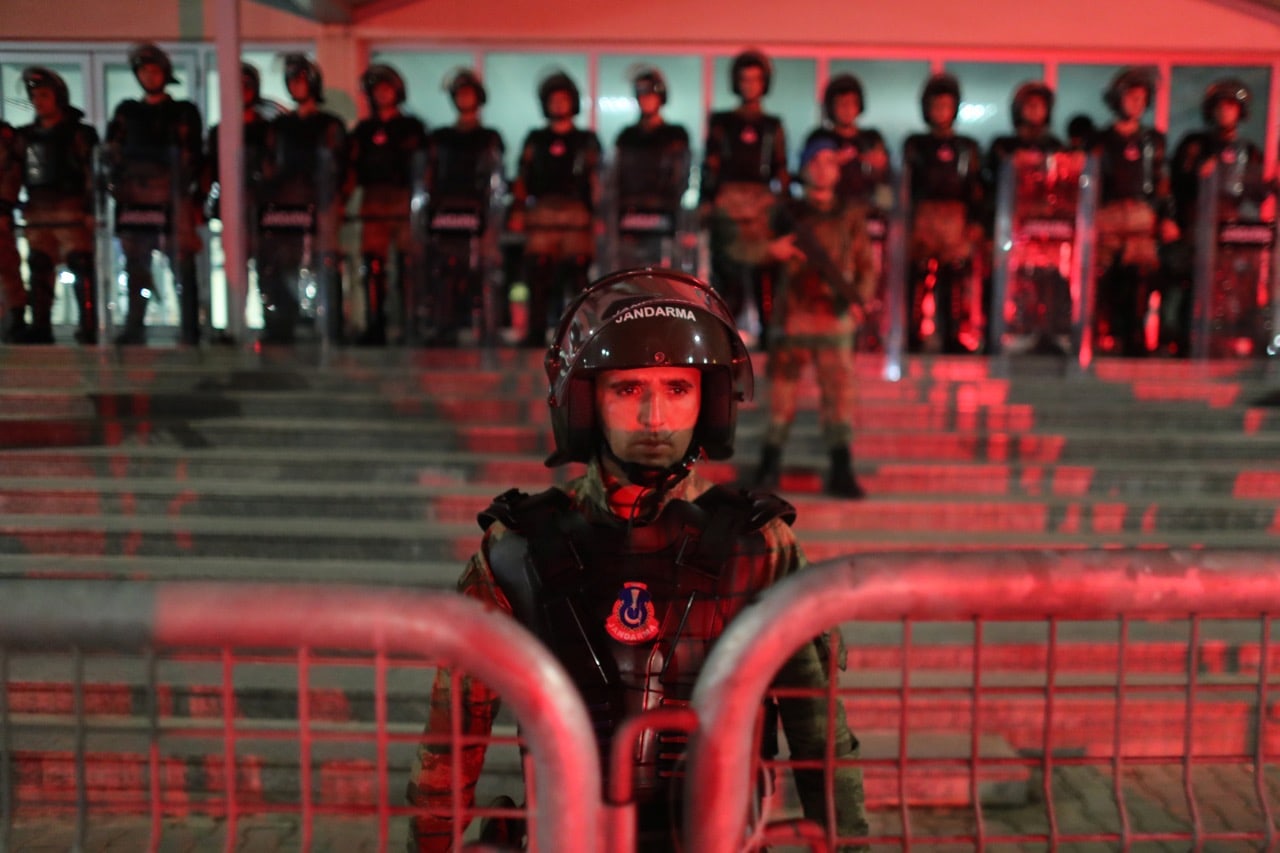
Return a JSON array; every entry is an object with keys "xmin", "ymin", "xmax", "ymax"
[{"xmin": 765, "ymin": 311, "xmax": 857, "ymax": 447}]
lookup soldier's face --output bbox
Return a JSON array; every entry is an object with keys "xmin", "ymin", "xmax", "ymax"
[
  {"xmin": 136, "ymin": 64, "xmax": 167, "ymax": 94},
  {"xmin": 736, "ymin": 67, "xmax": 766, "ymax": 102},
  {"xmin": 804, "ymin": 149, "xmax": 841, "ymax": 192},
  {"xmin": 1119, "ymin": 86, "xmax": 1148, "ymax": 120},
  {"xmin": 636, "ymin": 92, "xmax": 662, "ymax": 118},
  {"xmin": 831, "ymin": 92, "xmax": 861, "ymax": 126},
  {"xmin": 372, "ymin": 81, "xmax": 398, "ymax": 110},
  {"xmin": 546, "ymin": 90, "xmax": 573, "ymax": 119},
  {"xmin": 1213, "ymin": 99, "xmax": 1241, "ymax": 130},
  {"xmin": 1020, "ymin": 95, "xmax": 1048, "ymax": 127},
  {"xmin": 287, "ymin": 74, "xmax": 311, "ymax": 103},
  {"xmin": 927, "ymin": 94, "xmax": 957, "ymax": 128},
  {"xmin": 596, "ymin": 366, "xmax": 701, "ymax": 470},
  {"xmin": 29, "ymin": 87, "xmax": 59, "ymax": 121},
  {"xmin": 453, "ymin": 86, "xmax": 479, "ymax": 113}
]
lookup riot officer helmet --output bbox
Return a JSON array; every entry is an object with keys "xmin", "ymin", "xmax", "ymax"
[
  {"xmin": 444, "ymin": 67, "xmax": 487, "ymax": 107},
  {"xmin": 362, "ymin": 63, "xmax": 407, "ymax": 106},
  {"xmin": 128, "ymin": 43, "xmax": 179, "ymax": 86},
  {"xmin": 544, "ymin": 268, "xmax": 753, "ymax": 470},
  {"xmin": 538, "ymin": 71, "xmax": 581, "ymax": 119},
  {"xmin": 632, "ymin": 67, "xmax": 668, "ymax": 105},
  {"xmin": 283, "ymin": 53, "xmax": 325, "ymax": 104},
  {"xmin": 1201, "ymin": 78, "xmax": 1251, "ymax": 124},
  {"xmin": 22, "ymin": 66, "xmax": 72, "ymax": 111},
  {"xmin": 731, "ymin": 49, "xmax": 773, "ymax": 97},
  {"xmin": 1104, "ymin": 66, "xmax": 1156, "ymax": 115},
  {"xmin": 823, "ymin": 73, "xmax": 865, "ymax": 122},
  {"xmin": 920, "ymin": 73, "xmax": 961, "ymax": 124},
  {"xmin": 1012, "ymin": 81, "xmax": 1054, "ymax": 127}
]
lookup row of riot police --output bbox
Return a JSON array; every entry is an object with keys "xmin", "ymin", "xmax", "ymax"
[{"xmin": 700, "ymin": 55, "xmax": 1276, "ymax": 362}]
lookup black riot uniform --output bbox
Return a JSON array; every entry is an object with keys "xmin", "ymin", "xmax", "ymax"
[
  {"xmin": 348, "ymin": 64, "xmax": 428, "ymax": 346},
  {"xmin": 1092, "ymin": 67, "xmax": 1176, "ymax": 356},
  {"xmin": 204, "ymin": 63, "xmax": 277, "ymax": 222},
  {"xmin": 257, "ymin": 54, "xmax": 348, "ymax": 344},
  {"xmin": 0, "ymin": 121, "xmax": 24, "ymax": 343},
  {"xmin": 510, "ymin": 71, "xmax": 602, "ymax": 348},
  {"xmin": 407, "ymin": 269, "xmax": 868, "ymax": 853},
  {"xmin": 427, "ymin": 69, "xmax": 505, "ymax": 345},
  {"xmin": 15, "ymin": 67, "xmax": 100, "ymax": 344},
  {"xmin": 611, "ymin": 68, "xmax": 691, "ymax": 269},
  {"xmin": 803, "ymin": 74, "xmax": 891, "ymax": 210},
  {"xmin": 701, "ymin": 50, "xmax": 790, "ymax": 343},
  {"xmin": 903, "ymin": 73, "xmax": 985, "ymax": 353},
  {"xmin": 106, "ymin": 43, "xmax": 204, "ymax": 346},
  {"xmin": 1170, "ymin": 79, "xmax": 1271, "ymax": 356}
]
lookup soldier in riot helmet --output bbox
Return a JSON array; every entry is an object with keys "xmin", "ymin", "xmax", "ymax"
[
  {"xmin": 1091, "ymin": 66, "xmax": 1178, "ymax": 356},
  {"xmin": 407, "ymin": 268, "xmax": 868, "ymax": 852},
  {"xmin": 0, "ymin": 121, "xmax": 23, "ymax": 343},
  {"xmin": 14, "ymin": 67, "xmax": 100, "ymax": 344},
  {"xmin": 803, "ymin": 73, "xmax": 891, "ymax": 211},
  {"xmin": 986, "ymin": 82, "xmax": 1063, "ymax": 179},
  {"xmin": 105, "ymin": 43, "xmax": 204, "ymax": 346},
  {"xmin": 348, "ymin": 63, "xmax": 429, "ymax": 346},
  {"xmin": 204, "ymin": 63, "xmax": 278, "ymax": 223},
  {"xmin": 611, "ymin": 66, "xmax": 692, "ymax": 269},
  {"xmin": 1169, "ymin": 79, "xmax": 1270, "ymax": 356},
  {"xmin": 508, "ymin": 70, "xmax": 602, "ymax": 348},
  {"xmin": 257, "ymin": 54, "xmax": 348, "ymax": 344},
  {"xmin": 700, "ymin": 49, "xmax": 790, "ymax": 346},
  {"xmin": 426, "ymin": 68, "xmax": 505, "ymax": 346},
  {"xmin": 903, "ymin": 72, "xmax": 986, "ymax": 353}
]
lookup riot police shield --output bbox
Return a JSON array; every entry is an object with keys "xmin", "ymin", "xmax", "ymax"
[
  {"xmin": 989, "ymin": 151, "xmax": 1099, "ymax": 370},
  {"xmin": 105, "ymin": 143, "xmax": 202, "ymax": 345},
  {"xmin": 1191, "ymin": 167, "xmax": 1277, "ymax": 359},
  {"xmin": 854, "ymin": 209, "xmax": 890, "ymax": 354},
  {"xmin": 607, "ymin": 143, "xmax": 691, "ymax": 272},
  {"xmin": 256, "ymin": 145, "xmax": 344, "ymax": 346},
  {"xmin": 882, "ymin": 166, "xmax": 909, "ymax": 381}
]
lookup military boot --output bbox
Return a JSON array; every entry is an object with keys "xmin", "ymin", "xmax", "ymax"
[
  {"xmin": 753, "ymin": 444, "xmax": 783, "ymax": 490},
  {"xmin": 825, "ymin": 445, "xmax": 866, "ymax": 499}
]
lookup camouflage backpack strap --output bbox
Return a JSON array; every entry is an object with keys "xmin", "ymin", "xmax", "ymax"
[{"xmin": 479, "ymin": 487, "xmax": 573, "ymax": 635}]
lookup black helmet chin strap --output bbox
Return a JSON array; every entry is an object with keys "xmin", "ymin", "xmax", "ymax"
[{"xmin": 599, "ymin": 439, "xmax": 697, "ymax": 501}]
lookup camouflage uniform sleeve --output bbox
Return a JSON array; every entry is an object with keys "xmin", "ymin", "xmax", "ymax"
[
  {"xmin": 766, "ymin": 520, "xmax": 869, "ymax": 850},
  {"xmin": 406, "ymin": 528, "xmax": 514, "ymax": 853}
]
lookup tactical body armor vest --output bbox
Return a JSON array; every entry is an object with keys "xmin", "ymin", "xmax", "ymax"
[
  {"xmin": 904, "ymin": 132, "xmax": 983, "ymax": 204},
  {"xmin": 1097, "ymin": 126, "xmax": 1166, "ymax": 204},
  {"xmin": 482, "ymin": 483, "xmax": 793, "ymax": 808},
  {"xmin": 519, "ymin": 128, "xmax": 600, "ymax": 208},
  {"xmin": 350, "ymin": 114, "xmax": 427, "ymax": 189}
]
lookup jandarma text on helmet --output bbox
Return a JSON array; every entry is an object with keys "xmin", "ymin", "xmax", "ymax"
[{"xmin": 615, "ymin": 306, "xmax": 697, "ymax": 323}]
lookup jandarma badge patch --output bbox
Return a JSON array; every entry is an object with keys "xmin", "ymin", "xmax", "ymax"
[
  {"xmin": 615, "ymin": 305, "xmax": 696, "ymax": 323},
  {"xmin": 605, "ymin": 582, "xmax": 660, "ymax": 643}
]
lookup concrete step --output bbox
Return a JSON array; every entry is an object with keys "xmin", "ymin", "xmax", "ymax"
[
  {"xmin": 3, "ymin": 448, "xmax": 1277, "ymax": 501},
  {"xmin": 1, "ymin": 481, "xmax": 1276, "ymax": 537}
]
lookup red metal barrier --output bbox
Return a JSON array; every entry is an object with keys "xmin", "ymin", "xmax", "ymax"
[
  {"xmin": 0, "ymin": 581, "xmax": 601, "ymax": 853},
  {"xmin": 686, "ymin": 549, "xmax": 1280, "ymax": 852}
]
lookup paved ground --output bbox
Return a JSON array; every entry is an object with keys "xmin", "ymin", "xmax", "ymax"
[{"xmin": 8, "ymin": 763, "xmax": 1280, "ymax": 851}]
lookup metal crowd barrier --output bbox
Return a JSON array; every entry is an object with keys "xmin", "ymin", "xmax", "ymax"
[
  {"xmin": 688, "ymin": 549, "xmax": 1280, "ymax": 852},
  {"xmin": 0, "ymin": 581, "xmax": 600, "ymax": 853}
]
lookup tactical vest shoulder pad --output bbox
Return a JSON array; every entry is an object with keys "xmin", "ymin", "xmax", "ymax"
[
  {"xmin": 478, "ymin": 486, "xmax": 572, "ymax": 533},
  {"xmin": 695, "ymin": 484, "xmax": 796, "ymax": 530}
]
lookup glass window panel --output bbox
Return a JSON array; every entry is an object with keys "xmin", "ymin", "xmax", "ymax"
[
  {"xmin": 1, "ymin": 61, "xmax": 86, "ymax": 126},
  {"xmin": 596, "ymin": 54, "xmax": 703, "ymax": 163},
  {"xmin": 1056, "ymin": 63, "xmax": 1143, "ymax": 140},
  {"xmin": 944, "ymin": 61, "xmax": 1044, "ymax": 149},
  {"xmin": 484, "ymin": 52, "xmax": 589, "ymax": 176},
  {"xmin": 1169, "ymin": 64, "xmax": 1270, "ymax": 150},
  {"xmin": 828, "ymin": 59, "xmax": 931, "ymax": 169},
  {"xmin": 369, "ymin": 49, "xmax": 476, "ymax": 133},
  {"xmin": 711, "ymin": 55, "xmax": 817, "ymax": 171}
]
